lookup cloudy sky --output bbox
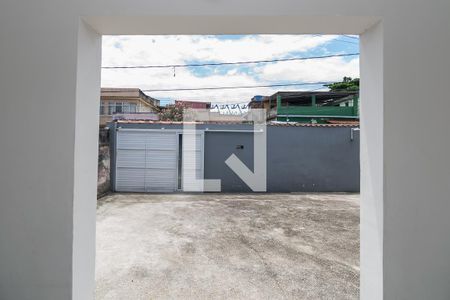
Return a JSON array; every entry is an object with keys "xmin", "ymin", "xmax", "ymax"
[{"xmin": 101, "ymin": 35, "xmax": 359, "ymax": 105}]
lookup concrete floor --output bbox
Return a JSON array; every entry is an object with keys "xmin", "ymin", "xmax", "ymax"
[{"xmin": 96, "ymin": 193, "xmax": 360, "ymax": 299}]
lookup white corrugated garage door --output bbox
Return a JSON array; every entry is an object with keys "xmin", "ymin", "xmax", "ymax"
[{"xmin": 115, "ymin": 130, "xmax": 179, "ymax": 192}]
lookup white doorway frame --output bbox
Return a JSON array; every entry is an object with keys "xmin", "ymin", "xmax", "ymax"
[{"xmin": 74, "ymin": 16, "xmax": 383, "ymax": 299}]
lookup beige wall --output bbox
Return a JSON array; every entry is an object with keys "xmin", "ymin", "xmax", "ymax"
[{"xmin": 99, "ymin": 98, "xmax": 156, "ymax": 125}]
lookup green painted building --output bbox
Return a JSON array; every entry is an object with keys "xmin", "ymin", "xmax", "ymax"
[{"xmin": 249, "ymin": 91, "xmax": 359, "ymax": 124}]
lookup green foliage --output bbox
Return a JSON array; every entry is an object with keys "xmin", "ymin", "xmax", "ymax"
[
  {"xmin": 325, "ymin": 77, "xmax": 359, "ymax": 91},
  {"xmin": 159, "ymin": 102, "xmax": 187, "ymax": 121}
]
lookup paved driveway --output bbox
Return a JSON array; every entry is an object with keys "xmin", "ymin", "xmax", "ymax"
[{"xmin": 96, "ymin": 193, "xmax": 359, "ymax": 299}]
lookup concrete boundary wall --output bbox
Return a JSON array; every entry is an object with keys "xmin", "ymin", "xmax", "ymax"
[{"xmin": 109, "ymin": 123, "xmax": 360, "ymax": 192}]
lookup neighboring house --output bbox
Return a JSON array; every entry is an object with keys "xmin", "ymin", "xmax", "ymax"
[
  {"xmin": 99, "ymin": 88, "xmax": 160, "ymax": 126},
  {"xmin": 248, "ymin": 91, "xmax": 359, "ymax": 124},
  {"xmin": 175, "ymin": 100, "xmax": 211, "ymax": 109}
]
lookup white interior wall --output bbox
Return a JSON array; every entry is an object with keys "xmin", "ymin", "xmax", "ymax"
[
  {"xmin": 382, "ymin": 5, "xmax": 450, "ymax": 299},
  {"xmin": 360, "ymin": 22, "xmax": 383, "ymax": 300},
  {"xmin": 0, "ymin": 1, "xmax": 449, "ymax": 299},
  {"xmin": 73, "ymin": 21, "xmax": 102, "ymax": 300},
  {"xmin": 0, "ymin": 3, "xmax": 80, "ymax": 299}
]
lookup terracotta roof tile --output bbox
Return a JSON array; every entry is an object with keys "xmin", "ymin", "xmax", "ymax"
[{"xmin": 115, "ymin": 120, "xmax": 359, "ymax": 128}]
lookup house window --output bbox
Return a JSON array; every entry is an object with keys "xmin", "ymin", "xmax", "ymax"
[
  {"xmin": 122, "ymin": 103, "xmax": 129, "ymax": 113},
  {"xmin": 102, "ymin": 101, "xmax": 139, "ymax": 115},
  {"xmin": 115, "ymin": 102, "xmax": 123, "ymax": 113},
  {"xmin": 100, "ymin": 101, "xmax": 107, "ymax": 115},
  {"xmin": 108, "ymin": 103, "xmax": 115, "ymax": 115},
  {"xmin": 107, "ymin": 102, "xmax": 121, "ymax": 115},
  {"xmin": 120, "ymin": 102, "xmax": 137, "ymax": 113}
]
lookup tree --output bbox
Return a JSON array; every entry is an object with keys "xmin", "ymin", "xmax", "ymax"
[
  {"xmin": 325, "ymin": 77, "xmax": 359, "ymax": 91},
  {"xmin": 159, "ymin": 102, "xmax": 186, "ymax": 121}
]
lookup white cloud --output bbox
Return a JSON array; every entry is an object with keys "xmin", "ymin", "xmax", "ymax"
[
  {"xmin": 101, "ymin": 35, "xmax": 359, "ymax": 103},
  {"xmin": 102, "ymin": 35, "xmax": 336, "ymax": 66},
  {"xmin": 256, "ymin": 57, "xmax": 360, "ymax": 82}
]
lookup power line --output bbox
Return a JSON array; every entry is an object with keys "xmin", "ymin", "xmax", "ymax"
[
  {"xmin": 102, "ymin": 53, "xmax": 359, "ymax": 69},
  {"xmin": 141, "ymin": 82, "xmax": 333, "ymax": 92}
]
